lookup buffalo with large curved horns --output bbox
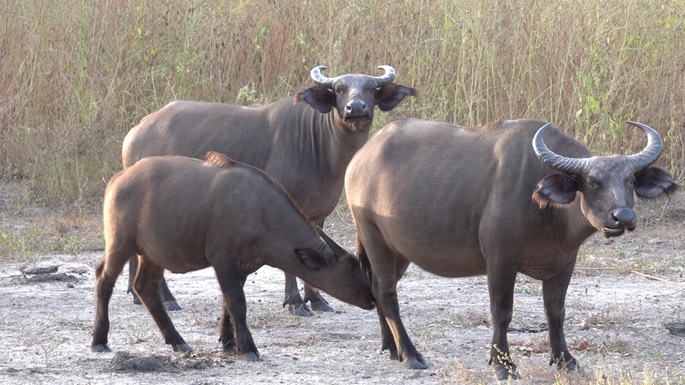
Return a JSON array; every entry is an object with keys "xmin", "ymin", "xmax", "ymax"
[
  {"xmin": 344, "ymin": 118, "xmax": 678, "ymax": 380},
  {"xmin": 122, "ymin": 65, "xmax": 417, "ymax": 315}
]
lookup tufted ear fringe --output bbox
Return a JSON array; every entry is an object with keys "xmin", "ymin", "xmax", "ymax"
[{"xmin": 532, "ymin": 190, "xmax": 552, "ymax": 209}]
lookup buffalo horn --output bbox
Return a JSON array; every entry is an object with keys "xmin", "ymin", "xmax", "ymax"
[
  {"xmin": 315, "ymin": 226, "xmax": 348, "ymax": 259},
  {"xmin": 310, "ymin": 65, "xmax": 397, "ymax": 89},
  {"xmin": 532, "ymin": 123, "xmax": 590, "ymax": 175},
  {"xmin": 310, "ymin": 66, "xmax": 337, "ymax": 89},
  {"xmin": 624, "ymin": 121, "xmax": 663, "ymax": 172},
  {"xmin": 372, "ymin": 65, "xmax": 396, "ymax": 85}
]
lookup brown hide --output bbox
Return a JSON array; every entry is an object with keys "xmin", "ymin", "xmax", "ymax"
[
  {"xmin": 122, "ymin": 69, "xmax": 416, "ymax": 224},
  {"xmin": 121, "ymin": 67, "xmax": 416, "ymax": 313},
  {"xmin": 344, "ymin": 118, "xmax": 678, "ymax": 378},
  {"xmin": 92, "ymin": 154, "xmax": 373, "ymax": 359}
]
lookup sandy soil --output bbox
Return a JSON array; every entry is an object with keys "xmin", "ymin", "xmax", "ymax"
[{"xmin": 0, "ymin": 196, "xmax": 683, "ymax": 385}]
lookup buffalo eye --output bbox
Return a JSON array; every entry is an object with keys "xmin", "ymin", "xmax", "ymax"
[
  {"xmin": 586, "ymin": 179, "xmax": 600, "ymax": 189},
  {"xmin": 335, "ymin": 86, "xmax": 346, "ymax": 95}
]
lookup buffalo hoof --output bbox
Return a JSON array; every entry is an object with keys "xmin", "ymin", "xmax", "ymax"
[
  {"xmin": 494, "ymin": 363, "xmax": 520, "ymax": 381},
  {"xmin": 309, "ymin": 299, "xmax": 335, "ymax": 313},
  {"xmin": 164, "ymin": 300, "xmax": 183, "ymax": 311},
  {"xmin": 172, "ymin": 343, "xmax": 193, "ymax": 354},
  {"xmin": 403, "ymin": 356, "xmax": 429, "ymax": 370},
  {"xmin": 561, "ymin": 359, "xmax": 579, "ymax": 372},
  {"xmin": 91, "ymin": 344, "xmax": 112, "ymax": 353},
  {"xmin": 243, "ymin": 352, "xmax": 261, "ymax": 362},
  {"xmin": 288, "ymin": 303, "xmax": 314, "ymax": 317},
  {"xmin": 132, "ymin": 294, "xmax": 142, "ymax": 305},
  {"xmin": 222, "ymin": 344, "xmax": 238, "ymax": 354},
  {"xmin": 551, "ymin": 356, "xmax": 580, "ymax": 372},
  {"xmin": 306, "ymin": 294, "xmax": 335, "ymax": 313}
]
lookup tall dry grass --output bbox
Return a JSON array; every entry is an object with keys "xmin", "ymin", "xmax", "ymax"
[{"xmin": 1, "ymin": 0, "xmax": 684, "ymax": 205}]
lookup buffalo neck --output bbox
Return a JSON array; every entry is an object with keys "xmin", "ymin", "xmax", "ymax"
[
  {"xmin": 317, "ymin": 109, "xmax": 371, "ymax": 170},
  {"xmin": 551, "ymin": 198, "xmax": 598, "ymax": 251},
  {"xmin": 263, "ymin": 102, "xmax": 370, "ymax": 222}
]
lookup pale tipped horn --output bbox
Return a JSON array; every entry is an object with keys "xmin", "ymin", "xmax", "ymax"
[
  {"xmin": 624, "ymin": 121, "xmax": 663, "ymax": 172},
  {"xmin": 310, "ymin": 66, "xmax": 337, "ymax": 89},
  {"xmin": 532, "ymin": 123, "xmax": 590, "ymax": 175},
  {"xmin": 373, "ymin": 65, "xmax": 396, "ymax": 85}
]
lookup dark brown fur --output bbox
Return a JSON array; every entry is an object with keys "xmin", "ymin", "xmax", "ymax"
[
  {"xmin": 121, "ymin": 69, "xmax": 417, "ymax": 313},
  {"xmin": 91, "ymin": 155, "xmax": 374, "ymax": 361},
  {"xmin": 203, "ymin": 151, "xmax": 312, "ymax": 229},
  {"xmin": 345, "ymin": 118, "xmax": 678, "ymax": 379}
]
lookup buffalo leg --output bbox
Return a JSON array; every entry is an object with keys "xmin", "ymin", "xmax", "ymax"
[
  {"xmin": 134, "ymin": 258, "xmax": 191, "ymax": 353},
  {"xmin": 214, "ymin": 266, "xmax": 260, "ymax": 361},
  {"xmin": 360, "ymin": 232, "xmax": 426, "ymax": 369},
  {"xmin": 158, "ymin": 275, "xmax": 181, "ymax": 311},
  {"xmin": 284, "ymin": 219, "xmax": 334, "ymax": 315},
  {"xmin": 301, "ymin": 220, "xmax": 334, "ymax": 312},
  {"xmin": 543, "ymin": 265, "xmax": 579, "ymax": 371},
  {"xmin": 128, "ymin": 257, "xmax": 182, "ymax": 311},
  {"xmin": 486, "ymin": 261, "xmax": 519, "ymax": 380},
  {"xmin": 219, "ymin": 300, "xmax": 237, "ymax": 353},
  {"xmin": 92, "ymin": 246, "xmax": 133, "ymax": 352},
  {"xmin": 283, "ymin": 273, "xmax": 314, "ymax": 316},
  {"xmin": 373, "ymin": 280, "xmax": 399, "ymax": 360},
  {"xmin": 303, "ymin": 281, "xmax": 334, "ymax": 312},
  {"xmin": 375, "ymin": 276, "xmax": 426, "ymax": 368}
]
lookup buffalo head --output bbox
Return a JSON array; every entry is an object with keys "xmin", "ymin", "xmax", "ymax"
[
  {"xmin": 532, "ymin": 121, "xmax": 679, "ymax": 237},
  {"xmin": 295, "ymin": 65, "xmax": 417, "ymax": 133},
  {"xmin": 292, "ymin": 226, "xmax": 375, "ymax": 310}
]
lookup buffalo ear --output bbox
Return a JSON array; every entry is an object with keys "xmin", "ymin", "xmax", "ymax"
[
  {"xmin": 532, "ymin": 173, "xmax": 580, "ymax": 208},
  {"xmin": 376, "ymin": 84, "xmax": 418, "ymax": 111},
  {"xmin": 294, "ymin": 87, "xmax": 336, "ymax": 113},
  {"xmin": 635, "ymin": 167, "xmax": 680, "ymax": 199},
  {"xmin": 295, "ymin": 248, "xmax": 326, "ymax": 271}
]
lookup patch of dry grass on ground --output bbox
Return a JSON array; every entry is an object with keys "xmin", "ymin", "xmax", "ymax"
[{"xmin": 0, "ymin": 181, "xmax": 102, "ymax": 261}]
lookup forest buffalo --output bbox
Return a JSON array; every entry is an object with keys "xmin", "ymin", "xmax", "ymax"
[
  {"xmin": 92, "ymin": 153, "xmax": 375, "ymax": 360},
  {"xmin": 344, "ymin": 118, "xmax": 678, "ymax": 379},
  {"xmin": 122, "ymin": 65, "xmax": 417, "ymax": 314}
]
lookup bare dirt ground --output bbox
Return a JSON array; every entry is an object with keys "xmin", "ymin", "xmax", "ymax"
[{"xmin": 0, "ymin": 183, "xmax": 683, "ymax": 385}]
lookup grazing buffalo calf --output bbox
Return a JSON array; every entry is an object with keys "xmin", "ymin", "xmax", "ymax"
[
  {"xmin": 91, "ymin": 153, "xmax": 375, "ymax": 360},
  {"xmin": 344, "ymin": 119, "xmax": 678, "ymax": 379},
  {"xmin": 122, "ymin": 65, "xmax": 416, "ymax": 315}
]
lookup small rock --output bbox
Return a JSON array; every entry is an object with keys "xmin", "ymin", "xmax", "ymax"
[
  {"xmin": 664, "ymin": 322, "xmax": 685, "ymax": 336},
  {"xmin": 68, "ymin": 267, "xmax": 89, "ymax": 275},
  {"xmin": 576, "ymin": 340, "xmax": 590, "ymax": 351},
  {"xmin": 22, "ymin": 273, "xmax": 79, "ymax": 283},
  {"xmin": 20, "ymin": 265, "xmax": 58, "ymax": 275},
  {"xmin": 579, "ymin": 319, "xmax": 591, "ymax": 330},
  {"xmin": 111, "ymin": 352, "xmax": 172, "ymax": 372}
]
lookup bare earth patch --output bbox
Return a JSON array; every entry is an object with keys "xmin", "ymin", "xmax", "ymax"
[{"xmin": 0, "ymin": 183, "xmax": 684, "ymax": 384}]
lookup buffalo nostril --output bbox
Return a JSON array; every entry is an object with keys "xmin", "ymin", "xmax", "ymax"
[
  {"xmin": 346, "ymin": 100, "xmax": 367, "ymax": 113},
  {"xmin": 612, "ymin": 208, "xmax": 636, "ymax": 227}
]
